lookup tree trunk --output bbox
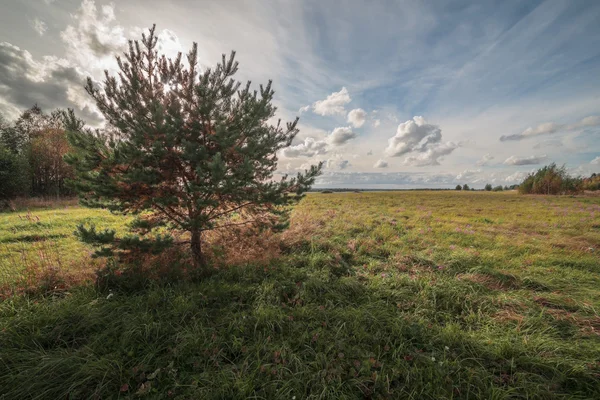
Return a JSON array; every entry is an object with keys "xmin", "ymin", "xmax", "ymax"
[{"xmin": 190, "ymin": 229, "xmax": 206, "ymax": 269}]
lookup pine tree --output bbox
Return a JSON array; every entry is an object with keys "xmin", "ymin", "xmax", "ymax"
[{"xmin": 65, "ymin": 26, "xmax": 322, "ymax": 269}]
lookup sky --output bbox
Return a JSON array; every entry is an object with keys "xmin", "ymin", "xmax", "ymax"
[{"xmin": 1, "ymin": 0, "xmax": 599, "ymax": 189}]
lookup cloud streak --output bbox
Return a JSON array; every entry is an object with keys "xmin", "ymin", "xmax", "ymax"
[
  {"xmin": 504, "ymin": 155, "xmax": 548, "ymax": 166},
  {"xmin": 500, "ymin": 116, "xmax": 600, "ymax": 141}
]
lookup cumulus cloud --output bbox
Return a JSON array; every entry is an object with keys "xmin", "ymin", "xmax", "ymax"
[
  {"xmin": 504, "ymin": 155, "xmax": 548, "ymax": 165},
  {"xmin": 312, "ymin": 87, "xmax": 351, "ymax": 116},
  {"xmin": 403, "ymin": 142, "xmax": 459, "ymax": 166},
  {"xmin": 476, "ymin": 153, "xmax": 494, "ymax": 166},
  {"xmin": 385, "ymin": 116, "xmax": 442, "ymax": 157},
  {"xmin": 374, "ymin": 159, "xmax": 388, "ymax": 168},
  {"xmin": 328, "ymin": 126, "xmax": 357, "ymax": 146},
  {"xmin": 281, "ymin": 137, "xmax": 327, "ymax": 158},
  {"xmin": 347, "ymin": 108, "xmax": 366, "ymax": 128},
  {"xmin": 282, "ymin": 126, "xmax": 356, "ymax": 158},
  {"xmin": 30, "ymin": 18, "xmax": 47, "ymax": 36},
  {"xmin": 60, "ymin": 0, "xmax": 128, "ymax": 73},
  {"xmin": 0, "ymin": 42, "xmax": 102, "ymax": 123},
  {"xmin": 373, "ymin": 119, "xmax": 381, "ymax": 127},
  {"xmin": 500, "ymin": 116, "xmax": 600, "ymax": 141},
  {"xmin": 383, "ymin": 116, "xmax": 458, "ymax": 166},
  {"xmin": 591, "ymin": 156, "xmax": 600, "ymax": 165}
]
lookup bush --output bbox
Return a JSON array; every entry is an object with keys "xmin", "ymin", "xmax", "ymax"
[
  {"xmin": 455, "ymin": 185, "xmax": 462, "ymax": 191},
  {"xmin": 583, "ymin": 173, "xmax": 600, "ymax": 191},
  {"xmin": 492, "ymin": 185, "xmax": 503, "ymax": 192},
  {"xmin": 484, "ymin": 184, "xmax": 492, "ymax": 191},
  {"xmin": 518, "ymin": 163, "xmax": 583, "ymax": 195}
]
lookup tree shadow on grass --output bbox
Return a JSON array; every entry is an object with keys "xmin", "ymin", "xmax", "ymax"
[{"xmin": 1, "ymin": 253, "xmax": 599, "ymax": 399}]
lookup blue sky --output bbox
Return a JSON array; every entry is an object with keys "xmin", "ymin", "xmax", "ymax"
[{"xmin": 1, "ymin": 0, "xmax": 599, "ymax": 188}]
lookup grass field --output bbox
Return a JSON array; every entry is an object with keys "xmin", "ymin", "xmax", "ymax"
[{"xmin": 1, "ymin": 191, "xmax": 600, "ymax": 399}]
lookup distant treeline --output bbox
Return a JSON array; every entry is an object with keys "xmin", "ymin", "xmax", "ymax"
[{"xmin": 313, "ymin": 188, "xmax": 482, "ymax": 192}]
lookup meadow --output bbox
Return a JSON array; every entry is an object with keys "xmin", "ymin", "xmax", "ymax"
[{"xmin": 1, "ymin": 191, "xmax": 600, "ymax": 399}]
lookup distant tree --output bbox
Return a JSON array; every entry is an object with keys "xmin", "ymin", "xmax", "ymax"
[
  {"xmin": 493, "ymin": 185, "xmax": 503, "ymax": 191},
  {"xmin": 0, "ymin": 147, "xmax": 30, "ymax": 200},
  {"xmin": 518, "ymin": 163, "xmax": 582, "ymax": 195},
  {"xmin": 484, "ymin": 183, "xmax": 492, "ymax": 191},
  {"xmin": 455, "ymin": 185, "xmax": 462, "ymax": 191},
  {"xmin": 66, "ymin": 26, "xmax": 322, "ymax": 268},
  {"xmin": 462, "ymin": 184, "xmax": 469, "ymax": 191},
  {"xmin": 504, "ymin": 185, "xmax": 509, "ymax": 191},
  {"xmin": 12, "ymin": 106, "xmax": 74, "ymax": 197}
]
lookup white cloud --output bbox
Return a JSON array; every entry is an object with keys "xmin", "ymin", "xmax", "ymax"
[
  {"xmin": 328, "ymin": 126, "xmax": 357, "ymax": 146},
  {"xmin": 476, "ymin": 153, "xmax": 494, "ymax": 166},
  {"xmin": 373, "ymin": 119, "xmax": 381, "ymax": 127},
  {"xmin": 577, "ymin": 116, "xmax": 600, "ymax": 127},
  {"xmin": 347, "ymin": 108, "xmax": 366, "ymax": 128},
  {"xmin": 385, "ymin": 116, "xmax": 442, "ymax": 157},
  {"xmin": 591, "ymin": 156, "xmax": 600, "ymax": 165},
  {"xmin": 313, "ymin": 87, "xmax": 351, "ymax": 116},
  {"xmin": 298, "ymin": 105, "xmax": 310, "ymax": 114},
  {"xmin": 281, "ymin": 137, "xmax": 327, "ymax": 158},
  {"xmin": 326, "ymin": 159, "xmax": 350, "ymax": 170},
  {"xmin": 504, "ymin": 171, "xmax": 528, "ymax": 183},
  {"xmin": 30, "ymin": 18, "xmax": 47, "ymax": 36},
  {"xmin": 504, "ymin": 155, "xmax": 548, "ymax": 165},
  {"xmin": 367, "ymin": 150, "xmax": 373, "ymax": 155},
  {"xmin": 403, "ymin": 142, "xmax": 459, "ymax": 166},
  {"xmin": 374, "ymin": 159, "xmax": 388, "ymax": 168},
  {"xmin": 455, "ymin": 169, "xmax": 481, "ymax": 181},
  {"xmin": 500, "ymin": 115, "xmax": 600, "ymax": 141}
]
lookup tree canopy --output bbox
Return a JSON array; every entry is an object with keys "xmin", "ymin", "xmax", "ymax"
[{"xmin": 65, "ymin": 26, "xmax": 322, "ymax": 268}]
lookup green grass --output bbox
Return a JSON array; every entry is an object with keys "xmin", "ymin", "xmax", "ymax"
[{"xmin": 1, "ymin": 191, "xmax": 600, "ymax": 399}]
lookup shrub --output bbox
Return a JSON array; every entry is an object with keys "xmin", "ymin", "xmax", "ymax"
[
  {"xmin": 492, "ymin": 185, "xmax": 503, "ymax": 192},
  {"xmin": 455, "ymin": 185, "xmax": 462, "ymax": 191},
  {"xmin": 583, "ymin": 173, "xmax": 600, "ymax": 191},
  {"xmin": 484, "ymin": 184, "xmax": 492, "ymax": 191},
  {"xmin": 518, "ymin": 163, "xmax": 583, "ymax": 195}
]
